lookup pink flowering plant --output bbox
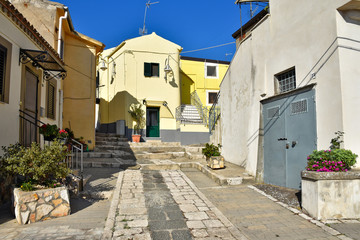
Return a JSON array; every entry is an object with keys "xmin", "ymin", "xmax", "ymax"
[{"xmin": 306, "ymin": 149, "xmax": 357, "ymax": 172}]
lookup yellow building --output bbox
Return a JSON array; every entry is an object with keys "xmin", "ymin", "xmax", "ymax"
[
  {"xmin": 97, "ymin": 33, "xmax": 182, "ymax": 142},
  {"xmin": 11, "ymin": 0, "xmax": 105, "ymax": 150},
  {"xmin": 180, "ymin": 56, "xmax": 229, "ymax": 108}
]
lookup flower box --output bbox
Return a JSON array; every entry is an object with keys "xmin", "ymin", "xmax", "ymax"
[
  {"xmin": 13, "ymin": 186, "xmax": 71, "ymax": 224},
  {"xmin": 206, "ymin": 156, "xmax": 225, "ymax": 169},
  {"xmin": 301, "ymin": 170, "xmax": 360, "ymax": 220}
]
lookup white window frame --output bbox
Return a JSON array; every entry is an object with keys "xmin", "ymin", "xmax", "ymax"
[
  {"xmin": 205, "ymin": 62, "xmax": 218, "ymax": 79},
  {"xmin": 206, "ymin": 90, "xmax": 219, "ymax": 106}
]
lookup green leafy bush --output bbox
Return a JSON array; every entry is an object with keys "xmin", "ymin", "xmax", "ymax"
[
  {"xmin": 128, "ymin": 103, "xmax": 145, "ymax": 134},
  {"xmin": 202, "ymin": 143, "xmax": 221, "ymax": 158},
  {"xmin": 1, "ymin": 140, "xmax": 71, "ymax": 189}
]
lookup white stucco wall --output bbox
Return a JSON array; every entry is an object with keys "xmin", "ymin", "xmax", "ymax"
[
  {"xmin": 220, "ymin": 0, "xmax": 359, "ymax": 176},
  {"xmin": 0, "ymin": 10, "xmax": 62, "ymax": 154}
]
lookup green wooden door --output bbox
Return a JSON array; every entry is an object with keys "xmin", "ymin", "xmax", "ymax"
[{"xmin": 146, "ymin": 107, "xmax": 160, "ymax": 137}]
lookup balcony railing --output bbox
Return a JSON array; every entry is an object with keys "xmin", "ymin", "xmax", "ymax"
[
  {"xmin": 176, "ymin": 105, "xmax": 208, "ymax": 125},
  {"xmin": 190, "ymin": 90, "xmax": 208, "ymax": 125}
]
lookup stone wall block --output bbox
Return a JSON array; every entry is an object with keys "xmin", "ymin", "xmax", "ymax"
[{"xmin": 13, "ymin": 187, "xmax": 71, "ymax": 224}]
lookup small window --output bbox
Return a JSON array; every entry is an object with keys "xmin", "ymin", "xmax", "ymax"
[
  {"xmin": 205, "ymin": 63, "xmax": 218, "ymax": 78},
  {"xmin": 144, "ymin": 62, "xmax": 159, "ymax": 77},
  {"xmin": 275, "ymin": 68, "xmax": 296, "ymax": 93},
  {"xmin": 206, "ymin": 90, "xmax": 219, "ymax": 106},
  {"xmin": 47, "ymin": 81, "xmax": 56, "ymax": 119}
]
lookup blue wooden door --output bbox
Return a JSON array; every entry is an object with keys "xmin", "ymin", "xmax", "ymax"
[{"xmin": 263, "ymin": 88, "xmax": 317, "ymax": 189}]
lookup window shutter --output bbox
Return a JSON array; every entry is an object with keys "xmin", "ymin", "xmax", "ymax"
[
  {"xmin": 0, "ymin": 46, "xmax": 6, "ymax": 100},
  {"xmin": 152, "ymin": 63, "xmax": 159, "ymax": 77},
  {"xmin": 47, "ymin": 83, "xmax": 55, "ymax": 119},
  {"xmin": 144, "ymin": 62, "xmax": 152, "ymax": 77}
]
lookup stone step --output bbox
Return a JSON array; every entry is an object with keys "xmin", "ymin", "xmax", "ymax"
[
  {"xmin": 94, "ymin": 145, "xmax": 134, "ymax": 152},
  {"xmin": 96, "ymin": 137, "xmax": 129, "ymax": 143},
  {"xmin": 185, "ymin": 146, "xmax": 204, "ymax": 153},
  {"xmin": 130, "ymin": 142, "xmax": 181, "ymax": 147},
  {"xmin": 131, "ymin": 146, "xmax": 185, "ymax": 153},
  {"xmin": 95, "ymin": 141, "xmax": 130, "ymax": 147},
  {"xmin": 135, "ymin": 152, "xmax": 185, "ymax": 160},
  {"xmin": 185, "ymin": 152, "xmax": 205, "ymax": 160},
  {"xmin": 95, "ymin": 132, "xmax": 125, "ymax": 138},
  {"xmin": 83, "ymin": 152, "xmax": 113, "ymax": 158}
]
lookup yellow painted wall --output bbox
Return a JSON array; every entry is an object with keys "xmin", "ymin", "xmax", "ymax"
[
  {"xmin": 180, "ymin": 58, "xmax": 229, "ymax": 108},
  {"xmin": 62, "ymin": 33, "xmax": 101, "ymax": 150},
  {"xmin": 98, "ymin": 33, "xmax": 182, "ymax": 132}
]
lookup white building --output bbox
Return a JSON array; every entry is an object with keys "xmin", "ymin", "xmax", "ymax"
[
  {"xmin": 0, "ymin": 0, "xmax": 65, "ymax": 153},
  {"xmin": 218, "ymin": 0, "xmax": 360, "ymax": 189}
]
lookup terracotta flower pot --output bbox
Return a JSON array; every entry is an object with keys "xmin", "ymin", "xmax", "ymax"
[{"xmin": 132, "ymin": 135, "xmax": 141, "ymax": 142}]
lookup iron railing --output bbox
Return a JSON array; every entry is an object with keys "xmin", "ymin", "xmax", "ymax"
[
  {"xmin": 19, "ymin": 110, "xmax": 83, "ymax": 172},
  {"xmin": 176, "ymin": 105, "xmax": 208, "ymax": 125},
  {"xmin": 19, "ymin": 110, "xmax": 44, "ymax": 147},
  {"xmin": 190, "ymin": 90, "xmax": 208, "ymax": 125},
  {"xmin": 209, "ymin": 92, "xmax": 221, "ymax": 133}
]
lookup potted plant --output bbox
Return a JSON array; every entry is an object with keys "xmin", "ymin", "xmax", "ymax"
[
  {"xmin": 301, "ymin": 132, "xmax": 359, "ymax": 220},
  {"xmin": 202, "ymin": 143, "xmax": 225, "ymax": 169},
  {"xmin": 39, "ymin": 124, "xmax": 59, "ymax": 141},
  {"xmin": 128, "ymin": 103, "xmax": 145, "ymax": 142},
  {"xmin": 1, "ymin": 141, "xmax": 71, "ymax": 224}
]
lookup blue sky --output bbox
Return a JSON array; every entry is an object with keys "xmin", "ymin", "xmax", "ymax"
[{"xmin": 55, "ymin": 0, "xmax": 266, "ymax": 61}]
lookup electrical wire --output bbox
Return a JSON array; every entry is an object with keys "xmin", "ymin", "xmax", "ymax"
[{"xmin": 181, "ymin": 42, "xmax": 236, "ymax": 54}]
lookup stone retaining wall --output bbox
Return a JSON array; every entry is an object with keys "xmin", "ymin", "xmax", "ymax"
[
  {"xmin": 13, "ymin": 186, "xmax": 71, "ymax": 224},
  {"xmin": 302, "ymin": 170, "xmax": 360, "ymax": 220}
]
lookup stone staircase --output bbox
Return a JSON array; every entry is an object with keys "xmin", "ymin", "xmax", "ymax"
[
  {"xmin": 83, "ymin": 133, "xmax": 205, "ymax": 168},
  {"xmin": 178, "ymin": 105, "xmax": 204, "ymax": 124}
]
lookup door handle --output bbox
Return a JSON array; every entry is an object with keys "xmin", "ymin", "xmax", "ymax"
[{"xmin": 278, "ymin": 138, "xmax": 287, "ymax": 141}]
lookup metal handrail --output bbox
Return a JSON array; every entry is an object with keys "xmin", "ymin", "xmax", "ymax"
[
  {"xmin": 209, "ymin": 92, "xmax": 221, "ymax": 133},
  {"xmin": 175, "ymin": 104, "xmax": 208, "ymax": 125},
  {"xmin": 66, "ymin": 138, "xmax": 84, "ymax": 173},
  {"xmin": 190, "ymin": 90, "xmax": 208, "ymax": 125}
]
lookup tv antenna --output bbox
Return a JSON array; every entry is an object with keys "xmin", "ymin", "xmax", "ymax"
[{"xmin": 140, "ymin": 0, "xmax": 159, "ymax": 36}]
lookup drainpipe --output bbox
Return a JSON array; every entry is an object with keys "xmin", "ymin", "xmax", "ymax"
[
  {"xmin": 57, "ymin": 7, "xmax": 68, "ymax": 57},
  {"xmin": 57, "ymin": 7, "xmax": 68, "ymax": 130}
]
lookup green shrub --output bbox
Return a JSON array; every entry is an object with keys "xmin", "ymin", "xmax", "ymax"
[
  {"xmin": 202, "ymin": 143, "xmax": 221, "ymax": 158},
  {"xmin": 1, "ymin": 140, "xmax": 71, "ymax": 189}
]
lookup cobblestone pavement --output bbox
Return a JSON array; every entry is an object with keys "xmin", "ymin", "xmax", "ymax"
[
  {"xmin": 182, "ymin": 168, "xmax": 351, "ymax": 240},
  {"xmin": 109, "ymin": 169, "xmax": 246, "ymax": 240}
]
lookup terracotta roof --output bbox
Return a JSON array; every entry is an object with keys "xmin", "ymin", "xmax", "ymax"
[{"xmin": 0, "ymin": 0, "xmax": 64, "ymax": 66}]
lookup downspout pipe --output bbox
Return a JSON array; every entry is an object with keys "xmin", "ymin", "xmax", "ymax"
[
  {"xmin": 57, "ymin": 7, "xmax": 68, "ymax": 56},
  {"xmin": 57, "ymin": 7, "xmax": 68, "ymax": 130}
]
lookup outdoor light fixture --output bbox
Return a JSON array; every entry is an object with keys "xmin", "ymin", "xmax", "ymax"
[
  {"xmin": 162, "ymin": 101, "xmax": 168, "ymax": 107},
  {"xmin": 143, "ymin": 99, "xmax": 147, "ymax": 105},
  {"xmin": 164, "ymin": 56, "xmax": 172, "ymax": 73},
  {"xmin": 100, "ymin": 60, "xmax": 107, "ymax": 71}
]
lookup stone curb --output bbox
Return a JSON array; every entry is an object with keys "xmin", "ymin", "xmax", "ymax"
[
  {"xmin": 179, "ymin": 170, "xmax": 249, "ymax": 240},
  {"xmin": 101, "ymin": 170, "xmax": 124, "ymax": 240},
  {"xmin": 247, "ymin": 185, "xmax": 354, "ymax": 240},
  {"xmin": 140, "ymin": 162, "xmax": 244, "ymax": 186}
]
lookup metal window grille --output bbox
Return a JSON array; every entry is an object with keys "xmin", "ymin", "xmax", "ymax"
[
  {"xmin": 47, "ymin": 82, "xmax": 55, "ymax": 119},
  {"xmin": 0, "ymin": 45, "xmax": 6, "ymax": 101},
  {"xmin": 291, "ymin": 99, "xmax": 308, "ymax": 115},
  {"xmin": 268, "ymin": 106, "xmax": 280, "ymax": 119},
  {"xmin": 277, "ymin": 68, "xmax": 296, "ymax": 93}
]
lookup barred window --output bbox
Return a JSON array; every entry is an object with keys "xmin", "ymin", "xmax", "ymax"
[
  {"xmin": 47, "ymin": 81, "xmax": 56, "ymax": 119},
  {"xmin": 276, "ymin": 68, "xmax": 296, "ymax": 93}
]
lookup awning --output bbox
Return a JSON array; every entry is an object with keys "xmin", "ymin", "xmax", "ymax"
[
  {"xmin": 19, "ymin": 49, "xmax": 66, "ymax": 80},
  {"xmin": 145, "ymin": 100, "xmax": 174, "ymax": 118}
]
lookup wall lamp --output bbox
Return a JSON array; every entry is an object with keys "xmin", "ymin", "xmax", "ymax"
[
  {"xmin": 163, "ymin": 101, "xmax": 168, "ymax": 107},
  {"xmin": 143, "ymin": 99, "xmax": 147, "ymax": 105},
  {"xmin": 164, "ymin": 55, "xmax": 172, "ymax": 74},
  {"xmin": 100, "ymin": 56, "xmax": 116, "ymax": 77}
]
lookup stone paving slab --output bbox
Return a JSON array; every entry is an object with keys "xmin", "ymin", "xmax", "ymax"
[{"xmin": 108, "ymin": 169, "xmax": 248, "ymax": 239}]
